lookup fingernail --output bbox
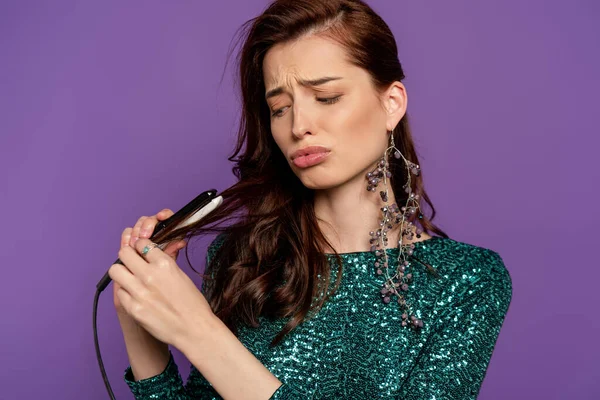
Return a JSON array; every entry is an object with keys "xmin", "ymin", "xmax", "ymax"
[{"xmin": 140, "ymin": 229, "xmax": 149, "ymax": 237}]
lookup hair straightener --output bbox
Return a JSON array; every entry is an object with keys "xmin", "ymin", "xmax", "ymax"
[{"xmin": 93, "ymin": 189, "xmax": 223, "ymax": 399}]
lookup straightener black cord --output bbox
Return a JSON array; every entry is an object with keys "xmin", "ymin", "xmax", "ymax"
[{"xmin": 94, "ymin": 288, "xmax": 117, "ymax": 399}]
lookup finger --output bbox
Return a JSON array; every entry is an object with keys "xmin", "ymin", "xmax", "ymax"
[
  {"xmin": 130, "ymin": 216, "xmax": 148, "ymax": 246},
  {"xmin": 164, "ymin": 240, "xmax": 186, "ymax": 260},
  {"xmin": 139, "ymin": 215, "xmax": 160, "ymax": 239},
  {"xmin": 163, "ymin": 241, "xmax": 179, "ymax": 257},
  {"xmin": 117, "ymin": 245, "xmax": 151, "ymax": 283},
  {"xmin": 120, "ymin": 227, "xmax": 133, "ymax": 249},
  {"xmin": 115, "ymin": 284, "xmax": 135, "ymax": 317},
  {"xmin": 108, "ymin": 262, "xmax": 145, "ymax": 298},
  {"xmin": 156, "ymin": 209, "xmax": 174, "ymax": 221},
  {"xmin": 132, "ymin": 238, "xmax": 169, "ymax": 266}
]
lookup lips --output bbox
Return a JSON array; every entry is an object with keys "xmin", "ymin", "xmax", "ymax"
[
  {"xmin": 290, "ymin": 146, "xmax": 330, "ymax": 161},
  {"xmin": 290, "ymin": 146, "xmax": 331, "ymax": 168}
]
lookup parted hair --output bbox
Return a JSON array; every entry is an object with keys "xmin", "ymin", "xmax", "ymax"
[{"xmin": 159, "ymin": 0, "xmax": 448, "ymax": 347}]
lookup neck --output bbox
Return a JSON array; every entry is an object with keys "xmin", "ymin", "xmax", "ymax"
[{"xmin": 314, "ymin": 174, "xmax": 424, "ymax": 254}]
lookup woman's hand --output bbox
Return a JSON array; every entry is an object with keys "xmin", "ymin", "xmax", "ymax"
[
  {"xmin": 113, "ymin": 209, "xmax": 187, "ymax": 316},
  {"xmin": 109, "ymin": 225, "xmax": 214, "ymax": 348}
]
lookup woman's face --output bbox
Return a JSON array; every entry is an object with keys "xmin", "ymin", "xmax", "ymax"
[{"xmin": 262, "ymin": 35, "xmax": 406, "ymax": 190}]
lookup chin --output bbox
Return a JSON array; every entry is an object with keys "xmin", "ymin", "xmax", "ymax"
[
  {"xmin": 301, "ymin": 181, "xmax": 338, "ymax": 190},
  {"xmin": 288, "ymin": 157, "xmax": 358, "ymax": 190},
  {"xmin": 294, "ymin": 170, "xmax": 347, "ymax": 191}
]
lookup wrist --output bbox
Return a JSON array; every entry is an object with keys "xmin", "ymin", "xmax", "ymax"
[{"xmin": 176, "ymin": 312, "xmax": 222, "ymax": 357}]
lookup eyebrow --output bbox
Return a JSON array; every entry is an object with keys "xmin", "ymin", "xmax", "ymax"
[{"xmin": 265, "ymin": 76, "xmax": 343, "ymax": 100}]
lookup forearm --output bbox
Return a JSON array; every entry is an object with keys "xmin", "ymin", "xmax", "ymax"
[
  {"xmin": 118, "ymin": 312, "xmax": 170, "ymax": 381},
  {"xmin": 177, "ymin": 315, "xmax": 282, "ymax": 400}
]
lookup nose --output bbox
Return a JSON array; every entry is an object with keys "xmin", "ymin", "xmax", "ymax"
[{"xmin": 291, "ymin": 102, "xmax": 313, "ymax": 139}]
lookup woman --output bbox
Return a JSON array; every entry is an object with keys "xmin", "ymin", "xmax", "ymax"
[{"xmin": 109, "ymin": 0, "xmax": 512, "ymax": 398}]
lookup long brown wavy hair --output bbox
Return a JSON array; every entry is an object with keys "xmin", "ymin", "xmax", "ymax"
[{"xmin": 159, "ymin": 0, "xmax": 449, "ymax": 347}]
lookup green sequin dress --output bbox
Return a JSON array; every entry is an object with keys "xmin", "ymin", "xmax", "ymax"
[{"xmin": 124, "ymin": 235, "xmax": 512, "ymax": 399}]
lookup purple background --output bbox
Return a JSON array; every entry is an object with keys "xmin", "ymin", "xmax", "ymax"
[{"xmin": 1, "ymin": 1, "xmax": 598, "ymax": 399}]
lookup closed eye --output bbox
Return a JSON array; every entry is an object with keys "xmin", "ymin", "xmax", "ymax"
[
  {"xmin": 316, "ymin": 95, "xmax": 342, "ymax": 105},
  {"xmin": 271, "ymin": 95, "xmax": 343, "ymax": 118}
]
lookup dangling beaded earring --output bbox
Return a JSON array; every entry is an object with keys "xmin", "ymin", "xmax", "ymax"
[{"xmin": 366, "ymin": 130, "xmax": 424, "ymax": 330}]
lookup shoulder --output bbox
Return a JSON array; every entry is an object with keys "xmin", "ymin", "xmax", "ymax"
[
  {"xmin": 206, "ymin": 232, "xmax": 229, "ymax": 264},
  {"xmin": 428, "ymin": 237, "xmax": 513, "ymax": 310},
  {"xmin": 201, "ymin": 232, "xmax": 231, "ymax": 295}
]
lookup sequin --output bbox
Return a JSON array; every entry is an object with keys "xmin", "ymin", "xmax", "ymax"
[{"xmin": 124, "ymin": 235, "xmax": 512, "ymax": 399}]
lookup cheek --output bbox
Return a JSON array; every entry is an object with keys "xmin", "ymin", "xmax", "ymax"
[
  {"xmin": 335, "ymin": 100, "xmax": 387, "ymax": 162},
  {"xmin": 350, "ymin": 97, "xmax": 384, "ymax": 132},
  {"xmin": 341, "ymin": 132, "xmax": 385, "ymax": 171}
]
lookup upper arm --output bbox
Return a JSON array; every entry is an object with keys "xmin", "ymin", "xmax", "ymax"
[{"xmin": 397, "ymin": 251, "xmax": 512, "ymax": 399}]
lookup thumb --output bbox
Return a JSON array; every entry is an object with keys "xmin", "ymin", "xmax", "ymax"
[{"xmin": 164, "ymin": 240, "xmax": 186, "ymax": 260}]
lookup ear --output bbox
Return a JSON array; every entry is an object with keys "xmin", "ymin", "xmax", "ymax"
[{"xmin": 382, "ymin": 81, "xmax": 407, "ymax": 132}]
